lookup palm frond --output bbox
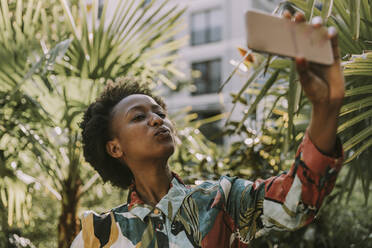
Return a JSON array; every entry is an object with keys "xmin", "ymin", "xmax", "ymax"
[{"xmin": 57, "ymin": 0, "xmax": 186, "ymax": 85}]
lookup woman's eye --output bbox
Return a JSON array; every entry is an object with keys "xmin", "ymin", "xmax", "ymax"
[
  {"xmin": 133, "ymin": 114, "xmax": 145, "ymax": 121},
  {"xmin": 157, "ymin": 112, "xmax": 166, "ymax": 118}
]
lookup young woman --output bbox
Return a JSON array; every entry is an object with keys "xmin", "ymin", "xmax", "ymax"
[{"xmin": 71, "ymin": 12, "xmax": 344, "ymax": 248}]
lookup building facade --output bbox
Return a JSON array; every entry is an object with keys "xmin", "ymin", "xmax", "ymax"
[{"xmin": 164, "ymin": 0, "xmax": 281, "ymax": 144}]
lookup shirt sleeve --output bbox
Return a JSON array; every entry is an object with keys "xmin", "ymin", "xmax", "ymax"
[{"xmin": 221, "ymin": 131, "xmax": 343, "ymax": 243}]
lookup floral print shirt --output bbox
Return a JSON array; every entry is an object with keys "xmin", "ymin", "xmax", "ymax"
[{"xmin": 71, "ymin": 132, "xmax": 343, "ymax": 247}]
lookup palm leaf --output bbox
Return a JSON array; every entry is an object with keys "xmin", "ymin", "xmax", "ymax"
[
  {"xmin": 343, "ymin": 126, "xmax": 372, "ymax": 152},
  {"xmin": 57, "ymin": 0, "xmax": 186, "ymax": 85},
  {"xmin": 344, "ymin": 138, "xmax": 372, "ymax": 163},
  {"xmin": 285, "ymin": 61, "xmax": 301, "ymax": 153},
  {"xmin": 220, "ymin": 0, "xmax": 372, "ymax": 200},
  {"xmin": 321, "ymin": 0, "xmax": 334, "ymax": 22},
  {"xmin": 236, "ymin": 69, "xmax": 281, "ymax": 132},
  {"xmin": 306, "ymin": 0, "xmax": 316, "ymax": 21},
  {"xmin": 349, "ymin": 0, "xmax": 361, "ymax": 40}
]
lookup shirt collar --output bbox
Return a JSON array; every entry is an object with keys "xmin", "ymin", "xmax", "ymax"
[
  {"xmin": 127, "ymin": 188, "xmax": 152, "ymax": 221},
  {"xmin": 127, "ymin": 173, "xmax": 189, "ymax": 222}
]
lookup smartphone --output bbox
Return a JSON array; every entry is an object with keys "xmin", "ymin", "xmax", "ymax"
[{"xmin": 245, "ymin": 10, "xmax": 334, "ymax": 65}]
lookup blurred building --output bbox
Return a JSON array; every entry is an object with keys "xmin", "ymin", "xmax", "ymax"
[
  {"xmin": 163, "ymin": 0, "xmax": 281, "ymax": 144},
  {"xmin": 99, "ymin": 0, "xmax": 281, "ymax": 144}
]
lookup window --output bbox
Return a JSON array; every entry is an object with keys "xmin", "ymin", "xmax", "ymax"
[
  {"xmin": 192, "ymin": 59, "xmax": 221, "ymax": 95},
  {"xmin": 191, "ymin": 8, "xmax": 222, "ymax": 46},
  {"xmin": 194, "ymin": 110, "xmax": 223, "ymax": 145}
]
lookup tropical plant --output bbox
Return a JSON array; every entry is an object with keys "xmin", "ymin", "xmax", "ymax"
[
  {"xmin": 289, "ymin": 0, "xmax": 372, "ymax": 204},
  {"xmin": 57, "ymin": 0, "xmax": 187, "ymax": 86},
  {"xmin": 222, "ymin": 0, "xmax": 372, "ymax": 203},
  {"xmin": 0, "ymin": 0, "xmax": 60, "ymax": 235},
  {"xmin": 169, "ymin": 109, "xmax": 225, "ymax": 183},
  {"xmin": 204, "ymin": 1, "xmax": 372, "ymax": 246},
  {"xmin": 0, "ymin": 0, "xmax": 187, "ymax": 247}
]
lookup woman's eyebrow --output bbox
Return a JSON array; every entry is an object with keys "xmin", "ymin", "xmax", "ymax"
[
  {"xmin": 151, "ymin": 104, "xmax": 163, "ymax": 111},
  {"xmin": 125, "ymin": 104, "xmax": 162, "ymax": 117},
  {"xmin": 125, "ymin": 106, "xmax": 145, "ymax": 118}
]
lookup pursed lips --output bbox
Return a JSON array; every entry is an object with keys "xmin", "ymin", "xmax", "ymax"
[{"xmin": 154, "ymin": 127, "xmax": 171, "ymax": 136}]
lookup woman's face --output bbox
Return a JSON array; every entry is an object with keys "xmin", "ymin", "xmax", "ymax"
[{"xmin": 106, "ymin": 94, "xmax": 175, "ymax": 166}]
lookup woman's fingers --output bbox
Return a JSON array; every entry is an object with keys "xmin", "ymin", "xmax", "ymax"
[
  {"xmin": 294, "ymin": 12, "xmax": 305, "ymax": 23},
  {"xmin": 296, "ymin": 57, "xmax": 311, "ymax": 84},
  {"xmin": 311, "ymin": 16, "xmax": 323, "ymax": 28},
  {"xmin": 309, "ymin": 17, "xmax": 340, "ymax": 63},
  {"xmin": 296, "ymin": 57, "xmax": 328, "ymax": 103},
  {"xmin": 328, "ymin": 26, "xmax": 340, "ymax": 62},
  {"xmin": 283, "ymin": 10, "xmax": 306, "ymax": 22},
  {"xmin": 283, "ymin": 10, "xmax": 292, "ymax": 19}
]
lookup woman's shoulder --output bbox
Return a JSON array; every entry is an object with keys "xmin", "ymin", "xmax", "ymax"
[
  {"xmin": 74, "ymin": 203, "xmax": 133, "ymax": 248},
  {"xmin": 111, "ymin": 202, "xmax": 129, "ymax": 214},
  {"xmin": 79, "ymin": 202, "xmax": 129, "ymax": 226}
]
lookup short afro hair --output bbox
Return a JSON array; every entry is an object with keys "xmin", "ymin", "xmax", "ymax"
[{"xmin": 80, "ymin": 77, "xmax": 166, "ymax": 189}]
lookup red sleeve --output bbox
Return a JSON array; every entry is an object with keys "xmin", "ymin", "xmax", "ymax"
[{"xmin": 260, "ymin": 131, "xmax": 343, "ymax": 230}]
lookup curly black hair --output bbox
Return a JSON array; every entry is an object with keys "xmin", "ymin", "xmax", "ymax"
[{"xmin": 80, "ymin": 78, "xmax": 166, "ymax": 189}]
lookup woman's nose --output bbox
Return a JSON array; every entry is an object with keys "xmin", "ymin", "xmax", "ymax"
[{"xmin": 148, "ymin": 113, "xmax": 164, "ymax": 126}]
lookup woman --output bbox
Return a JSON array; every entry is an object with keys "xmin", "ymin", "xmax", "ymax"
[{"xmin": 71, "ymin": 12, "xmax": 344, "ymax": 248}]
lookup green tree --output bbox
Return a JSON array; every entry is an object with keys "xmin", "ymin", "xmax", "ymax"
[
  {"xmin": 0, "ymin": 0, "xmax": 186, "ymax": 247},
  {"xmin": 0, "ymin": 0, "xmax": 58, "ymax": 241}
]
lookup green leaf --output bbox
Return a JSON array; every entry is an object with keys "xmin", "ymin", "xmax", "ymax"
[
  {"xmin": 339, "ymin": 96, "xmax": 372, "ymax": 116},
  {"xmin": 57, "ymin": 0, "xmax": 185, "ymax": 85},
  {"xmin": 344, "ymin": 84, "xmax": 372, "ymax": 97},
  {"xmin": 236, "ymin": 69, "xmax": 281, "ymax": 132},
  {"xmin": 321, "ymin": 0, "xmax": 333, "ymax": 22},
  {"xmin": 343, "ymin": 126, "xmax": 372, "ymax": 151},
  {"xmin": 224, "ymin": 60, "xmax": 267, "ymax": 125},
  {"xmin": 219, "ymin": 52, "xmax": 250, "ymax": 92},
  {"xmin": 286, "ymin": 61, "xmax": 300, "ymax": 153},
  {"xmin": 338, "ymin": 108, "xmax": 372, "ymax": 133},
  {"xmin": 306, "ymin": 0, "xmax": 316, "ymax": 21},
  {"xmin": 350, "ymin": 0, "xmax": 361, "ymax": 40},
  {"xmin": 345, "ymin": 138, "xmax": 372, "ymax": 163}
]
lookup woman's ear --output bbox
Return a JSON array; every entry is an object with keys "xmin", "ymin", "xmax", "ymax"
[{"xmin": 106, "ymin": 139, "xmax": 123, "ymax": 158}]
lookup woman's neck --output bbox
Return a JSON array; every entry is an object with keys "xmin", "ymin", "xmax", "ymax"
[{"xmin": 131, "ymin": 164, "xmax": 173, "ymax": 207}]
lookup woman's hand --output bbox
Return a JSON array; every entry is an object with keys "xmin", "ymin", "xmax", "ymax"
[{"xmin": 284, "ymin": 11, "xmax": 345, "ymax": 155}]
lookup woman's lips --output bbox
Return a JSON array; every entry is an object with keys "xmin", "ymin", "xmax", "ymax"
[
  {"xmin": 155, "ymin": 127, "xmax": 169, "ymax": 135},
  {"xmin": 157, "ymin": 130, "xmax": 170, "ymax": 137},
  {"xmin": 154, "ymin": 127, "xmax": 171, "ymax": 139}
]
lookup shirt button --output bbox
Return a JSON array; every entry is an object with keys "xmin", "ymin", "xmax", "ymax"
[{"xmin": 154, "ymin": 208, "xmax": 160, "ymax": 215}]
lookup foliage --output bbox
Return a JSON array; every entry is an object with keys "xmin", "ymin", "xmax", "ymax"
[
  {"xmin": 57, "ymin": 0, "xmax": 187, "ymax": 85},
  {"xmin": 0, "ymin": 0, "xmax": 59, "ymax": 232},
  {"xmin": 0, "ymin": 0, "xmax": 186, "ymax": 246},
  {"xmin": 1, "ymin": 0, "xmax": 371, "ymax": 246},
  {"xmin": 169, "ymin": 109, "xmax": 225, "ymax": 183},
  {"xmin": 289, "ymin": 0, "xmax": 372, "ymax": 204},
  {"xmin": 204, "ymin": 0, "xmax": 372, "ymax": 246},
  {"xmin": 220, "ymin": 0, "xmax": 372, "ymax": 201}
]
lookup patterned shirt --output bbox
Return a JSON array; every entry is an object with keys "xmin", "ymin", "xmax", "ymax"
[{"xmin": 71, "ymin": 132, "xmax": 343, "ymax": 247}]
